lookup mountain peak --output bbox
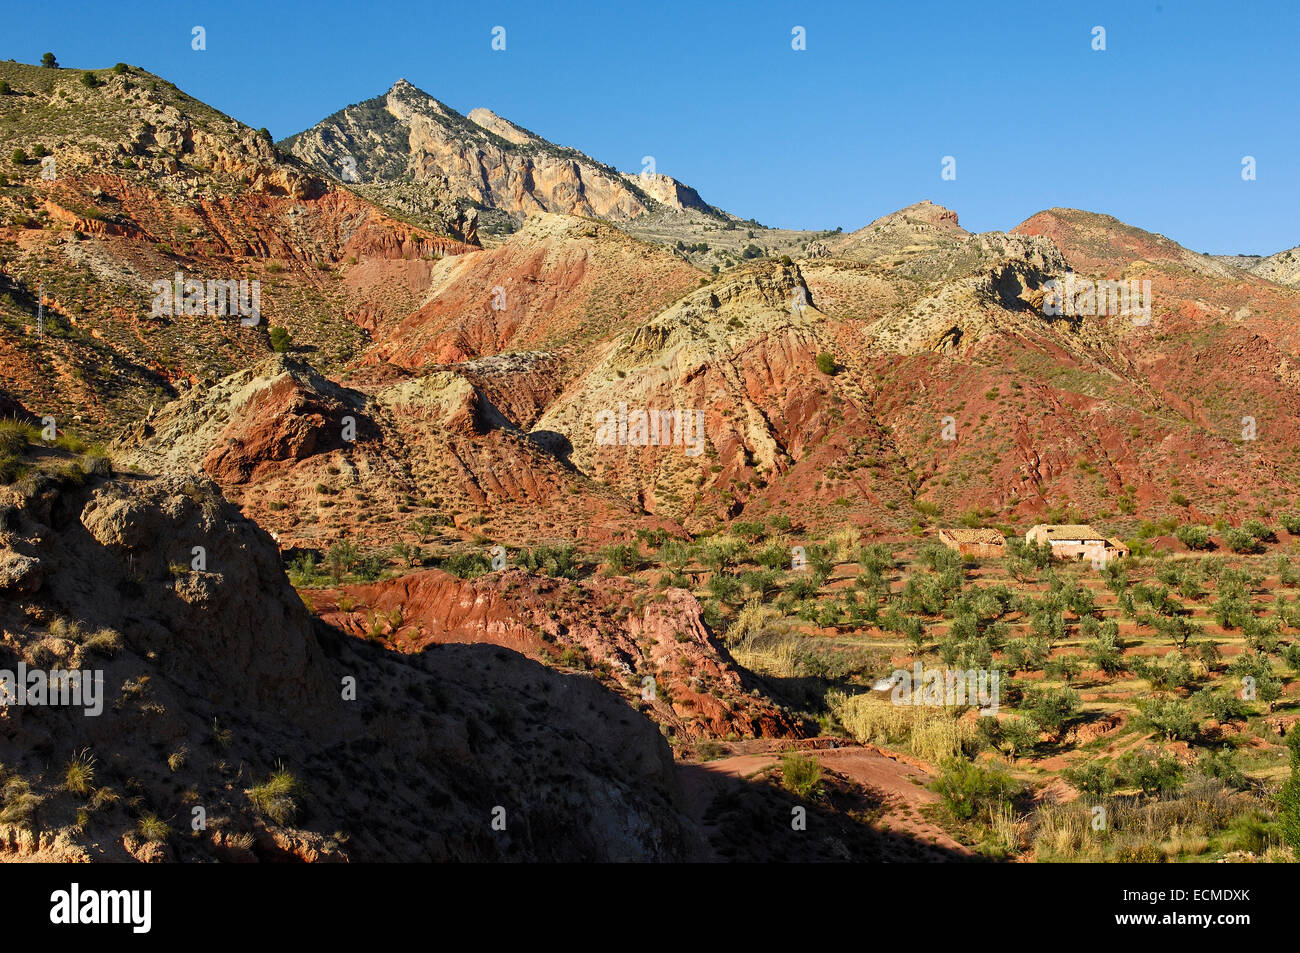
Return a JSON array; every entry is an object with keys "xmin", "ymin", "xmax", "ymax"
[
  {"xmin": 287, "ymin": 85, "xmax": 726, "ymax": 237},
  {"xmin": 1013, "ymin": 207, "xmax": 1237, "ymax": 278},
  {"xmin": 867, "ymin": 199, "xmax": 963, "ymax": 231}
]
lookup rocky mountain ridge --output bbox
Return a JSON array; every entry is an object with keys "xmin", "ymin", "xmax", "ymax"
[{"xmin": 282, "ymin": 79, "xmax": 726, "ymax": 243}]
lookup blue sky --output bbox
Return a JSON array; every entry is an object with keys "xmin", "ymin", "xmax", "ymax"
[{"xmin": 3, "ymin": 0, "xmax": 1296, "ymax": 253}]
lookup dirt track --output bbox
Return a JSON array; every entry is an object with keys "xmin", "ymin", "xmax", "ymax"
[{"xmin": 677, "ymin": 740, "xmax": 973, "ymax": 861}]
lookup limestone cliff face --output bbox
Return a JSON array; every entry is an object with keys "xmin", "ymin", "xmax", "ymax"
[
  {"xmin": 621, "ymin": 170, "xmax": 716, "ymax": 214},
  {"xmin": 285, "ymin": 80, "xmax": 719, "ymax": 226}
]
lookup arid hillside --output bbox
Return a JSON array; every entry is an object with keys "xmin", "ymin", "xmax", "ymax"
[
  {"xmin": 0, "ymin": 61, "xmax": 474, "ymax": 439},
  {"xmin": 4, "ymin": 59, "xmax": 1300, "ymax": 865},
  {"xmin": 0, "ymin": 440, "xmax": 704, "ymax": 861}
]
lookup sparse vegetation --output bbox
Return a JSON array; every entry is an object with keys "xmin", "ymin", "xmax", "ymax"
[
  {"xmin": 247, "ymin": 767, "xmax": 304, "ymax": 825},
  {"xmin": 779, "ymin": 751, "xmax": 823, "ymax": 799}
]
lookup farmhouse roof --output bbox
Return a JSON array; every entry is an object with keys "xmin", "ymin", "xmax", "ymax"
[
  {"xmin": 938, "ymin": 528, "xmax": 1006, "ymax": 544},
  {"xmin": 1031, "ymin": 524, "xmax": 1106, "ymax": 539}
]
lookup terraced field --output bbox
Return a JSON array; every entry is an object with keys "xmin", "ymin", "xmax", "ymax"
[{"xmin": 647, "ymin": 519, "xmax": 1300, "ymax": 859}]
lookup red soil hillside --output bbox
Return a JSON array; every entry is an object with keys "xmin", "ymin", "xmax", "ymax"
[
  {"xmin": 310, "ymin": 567, "xmax": 806, "ymax": 742},
  {"xmin": 364, "ymin": 212, "xmax": 701, "ymax": 369},
  {"xmin": 0, "ymin": 61, "xmax": 474, "ymax": 438},
  {"xmin": 115, "ymin": 355, "xmax": 681, "ymax": 550}
]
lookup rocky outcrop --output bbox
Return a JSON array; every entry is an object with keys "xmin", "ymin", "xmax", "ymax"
[
  {"xmin": 378, "ymin": 371, "xmax": 514, "ymax": 437},
  {"xmin": 0, "ymin": 62, "xmax": 476, "ymax": 442},
  {"xmin": 530, "ymin": 260, "xmax": 846, "ymax": 528},
  {"xmin": 620, "ymin": 171, "xmax": 718, "ymax": 215},
  {"xmin": 0, "ymin": 462, "xmax": 706, "ymax": 861},
  {"xmin": 112, "ymin": 350, "xmax": 674, "ymax": 551},
  {"xmin": 1229, "ymin": 245, "xmax": 1300, "ymax": 287},
  {"xmin": 313, "ymin": 568, "xmax": 806, "ymax": 742},
  {"xmin": 115, "ymin": 356, "xmax": 371, "ymax": 483}
]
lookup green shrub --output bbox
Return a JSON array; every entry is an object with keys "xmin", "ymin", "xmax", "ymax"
[
  {"xmin": 1243, "ymin": 520, "xmax": 1275, "ymax": 542},
  {"xmin": 136, "ymin": 814, "xmax": 171, "ymax": 842},
  {"xmin": 991, "ymin": 715, "xmax": 1040, "ymax": 759},
  {"xmin": 815, "ymin": 352, "xmax": 836, "ymax": 375},
  {"xmin": 933, "ymin": 760, "xmax": 1022, "ymax": 821},
  {"xmin": 1119, "ymin": 748, "xmax": 1185, "ymax": 796},
  {"xmin": 1224, "ymin": 527, "xmax": 1262, "ymax": 554},
  {"xmin": 1199, "ymin": 750, "xmax": 1249, "ymax": 791},
  {"xmin": 246, "ymin": 768, "xmax": 303, "ymax": 824},
  {"xmin": 354, "ymin": 554, "xmax": 384, "ymax": 581},
  {"xmin": 517, "ymin": 544, "xmax": 581, "ymax": 579},
  {"xmin": 1191, "ymin": 686, "xmax": 1248, "ymax": 722},
  {"xmin": 779, "ymin": 751, "xmax": 823, "ymax": 799},
  {"xmin": 1174, "ymin": 524, "xmax": 1212, "ymax": 550},
  {"xmin": 1135, "ymin": 698, "xmax": 1197, "ymax": 741},
  {"xmin": 707, "ymin": 573, "xmax": 743, "ymax": 605},
  {"xmin": 1089, "ymin": 625, "xmax": 1125, "ymax": 674},
  {"xmin": 1278, "ymin": 733, "xmax": 1300, "ymax": 853},
  {"xmin": 600, "ymin": 543, "xmax": 643, "ymax": 575},
  {"xmin": 1024, "ymin": 686, "xmax": 1080, "ymax": 736},
  {"xmin": 441, "ymin": 551, "xmax": 491, "ymax": 578},
  {"xmin": 1063, "ymin": 760, "xmax": 1115, "ymax": 797}
]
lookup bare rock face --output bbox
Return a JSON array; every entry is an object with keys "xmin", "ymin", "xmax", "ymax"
[
  {"xmin": 111, "ymin": 346, "xmax": 672, "ymax": 552},
  {"xmin": 620, "ymin": 171, "xmax": 717, "ymax": 215},
  {"xmin": 871, "ymin": 199, "xmax": 963, "ymax": 230},
  {"xmin": 465, "ymin": 107, "xmax": 539, "ymax": 147},
  {"xmin": 199, "ymin": 377, "xmax": 359, "ymax": 485},
  {"xmin": 530, "ymin": 259, "xmax": 841, "ymax": 529},
  {"xmin": 378, "ymin": 372, "xmax": 514, "ymax": 437},
  {"xmin": 285, "ymin": 80, "xmax": 722, "ymax": 230},
  {"xmin": 0, "ymin": 551, "xmax": 42, "ymax": 595},
  {"xmin": 0, "ymin": 63, "xmax": 481, "ymax": 443},
  {"xmin": 0, "ymin": 465, "xmax": 705, "ymax": 861},
  {"xmin": 68, "ymin": 475, "xmax": 330, "ymax": 720},
  {"xmin": 1244, "ymin": 245, "xmax": 1300, "ymax": 286}
]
